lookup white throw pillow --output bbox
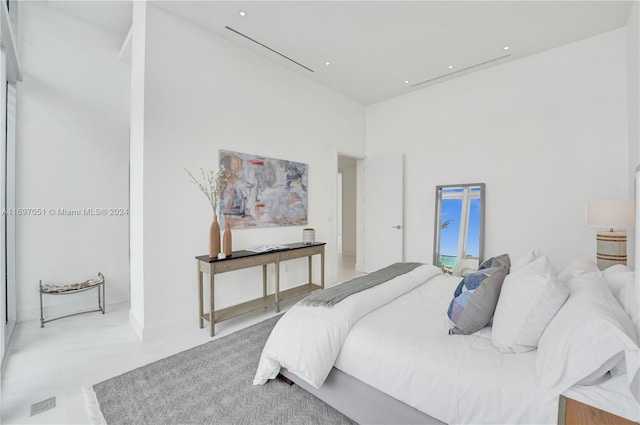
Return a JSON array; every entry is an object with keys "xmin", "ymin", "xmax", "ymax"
[
  {"xmin": 492, "ymin": 254, "xmax": 569, "ymax": 353},
  {"xmin": 603, "ymin": 264, "xmax": 633, "ymax": 300},
  {"xmin": 452, "ymin": 258, "xmax": 478, "ymax": 277},
  {"xmin": 511, "ymin": 248, "xmax": 544, "ymax": 272},
  {"xmin": 536, "ymin": 272, "xmax": 639, "ymax": 400},
  {"xmin": 617, "ymin": 272, "xmax": 640, "ymax": 343},
  {"xmin": 557, "ymin": 259, "xmax": 600, "ymax": 283},
  {"xmin": 609, "ymin": 268, "xmax": 640, "ymax": 403}
]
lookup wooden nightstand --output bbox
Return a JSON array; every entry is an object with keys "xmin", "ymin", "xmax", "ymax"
[{"xmin": 558, "ymin": 395, "xmax": 639, "ymax": 425}]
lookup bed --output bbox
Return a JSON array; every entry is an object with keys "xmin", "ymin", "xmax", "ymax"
[{"xmin": 253, "ymin": 255, "xmax": 640, "ymax": 424}]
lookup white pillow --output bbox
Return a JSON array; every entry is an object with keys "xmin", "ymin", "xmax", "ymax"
[
  {"xmin": 492, "ymin": 254, "xmax": 569, "ymax": 353},
  {"xmin": 617, "ymin": 271, "xmax": 640, "ymax": 343},
  {"xmin": 452, "ymin": 258, "xmax": 478, "ymax": 277},
  {"xmin": 557, "ymin": 259, "xmax": 600, "ymax": 283},
  {"xmin": 536, "ymin": 272, "xmax": 639, "ymax": 399},
  {"xmin": 603, "ymin": 264, "xmax": 633, "ymax": 300},
  {"xmin": 612, "ymin": 269, "xmax": 640, "ymax": 403},
  {"xmin": 511, "ymin": 248, "xmax": 544, "ymax": 271}
]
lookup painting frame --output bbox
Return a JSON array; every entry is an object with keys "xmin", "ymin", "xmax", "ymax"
[{"xmin": 219, "ymin": 150, "xmax": 308, "ymax": 229}]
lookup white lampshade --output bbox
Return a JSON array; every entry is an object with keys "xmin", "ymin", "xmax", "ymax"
[{"xmin": 585, "ymin": 201, "xmax": 634, "ymax": 229}]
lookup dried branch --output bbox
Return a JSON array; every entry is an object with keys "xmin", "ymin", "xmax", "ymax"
[{"xmin": 185, "ymin": 165, "xmax": 231, "ymax": 214}]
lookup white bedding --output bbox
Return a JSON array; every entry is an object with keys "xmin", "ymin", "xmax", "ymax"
[
  {"xmin": 253, "ymin": 265, "xmax": 443, "ymax": 388},
  {"xmin": 254, "ymin": 264, "xmax": 639, "ymax": 424},
  {"xmin": 335, "ymin": 273, "xmax": 556, "ymax": 424}
]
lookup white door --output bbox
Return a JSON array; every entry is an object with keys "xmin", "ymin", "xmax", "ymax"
[{"xmin": 364, "ymin": 153, "xmax": 404, "ymax": 272}]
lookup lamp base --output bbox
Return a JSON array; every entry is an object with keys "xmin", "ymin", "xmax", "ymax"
[{"xmin": 596, "ymin": 230, "xmax": 627, "ymax": 270}]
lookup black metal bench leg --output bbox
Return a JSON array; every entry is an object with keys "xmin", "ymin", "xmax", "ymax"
[
  {"xmin": 99, "ymin": 272, "xmax": 105, "ymax": 314},
  {"xmin": 39, "ymin": 280, "xmax": 44, "ymax": 328}
]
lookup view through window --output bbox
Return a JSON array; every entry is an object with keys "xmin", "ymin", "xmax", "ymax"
[{"xmin": 434, "ymin": 185, "xmax": 484, "ymax": 274}]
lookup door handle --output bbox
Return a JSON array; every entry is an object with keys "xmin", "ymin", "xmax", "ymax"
[{"xmin": 392, "ymin": 225, "xmax": 403, "ymax": 229}]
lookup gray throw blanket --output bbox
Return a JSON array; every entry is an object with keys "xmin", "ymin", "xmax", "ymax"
[{"xmin": 300, "ymin": 262, "xmax": 423, "ymax": 308}]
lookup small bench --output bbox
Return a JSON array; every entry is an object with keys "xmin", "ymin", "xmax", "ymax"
[{"xmin": 39, "ymin": 272, "xmax": 105, "ymax": 327}]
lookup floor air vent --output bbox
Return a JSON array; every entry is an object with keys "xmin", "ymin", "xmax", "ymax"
[{"xmin": 30, "ymin": 397, "xmax": 56, "ymax": 416}]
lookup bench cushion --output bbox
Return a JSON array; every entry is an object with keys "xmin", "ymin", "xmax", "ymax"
[{"xmin": 41, "ymin": 275, "xmax": 103, "ymax": 293}]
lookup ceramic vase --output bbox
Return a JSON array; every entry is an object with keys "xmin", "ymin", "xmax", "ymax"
[
  {"xmin": 303, "ymin": 228, "xmax": 315, "ymax": 245},
  {"xmin": 223, "ymin": 222, "xmax": 233, "ymax": 256},
  {"xmin": 210, "ymin": 214, "xmax": 221, "ymax": 258}
]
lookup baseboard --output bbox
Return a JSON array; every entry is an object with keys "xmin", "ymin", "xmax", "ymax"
[
  {"xmin": 1, "ymin": 319, "xmax": 16, "ymax": 370},
  {"xmin": 128, "ymin": 310, "xmax": 144, "ymax": 341},
  {"xmin": 325, "ymin": 273, "xmax": 339, "ymax": 287},
  {"xmin": 132, "ymin": 313, "xmax": 199, "ymax": 342}
]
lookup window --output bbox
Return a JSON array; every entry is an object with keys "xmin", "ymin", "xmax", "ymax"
[{"xmin": 0, "ymin": 1, "xmax": 19, "ymax": 351}]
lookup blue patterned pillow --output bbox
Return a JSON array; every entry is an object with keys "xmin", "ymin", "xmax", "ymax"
[{"xmin": 447, "ymin": 254, "xmax": 511, "ymax": 335}]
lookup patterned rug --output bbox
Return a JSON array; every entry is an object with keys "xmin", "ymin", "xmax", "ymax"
[{"xmin": 84, "ymin": 315, "xmax": 355, "ymax": 425}]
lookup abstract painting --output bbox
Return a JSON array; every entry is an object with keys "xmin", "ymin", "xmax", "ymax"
[{"xmin": 219, "ymin": 150, "xmax": 308, "ymax": 228}]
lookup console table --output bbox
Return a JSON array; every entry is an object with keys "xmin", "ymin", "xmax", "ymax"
[{"xmin": 196, "ymin": 242, "xmax": 325, "ymax": 336}]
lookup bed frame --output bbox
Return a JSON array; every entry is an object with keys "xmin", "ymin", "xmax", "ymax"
[{"xmin": 279, "ymin": 367, "xmax": 445, "ymax": 425}]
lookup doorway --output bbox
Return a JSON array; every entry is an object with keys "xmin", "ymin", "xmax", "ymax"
[{"xmin": 337, "ymin": 154, "xmax": 363, "ymax": 282}]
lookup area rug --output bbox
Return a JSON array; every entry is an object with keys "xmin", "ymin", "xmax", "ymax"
[{"xmin": 83, "ymin": 315, "xmax": 355, "ymax": 425}]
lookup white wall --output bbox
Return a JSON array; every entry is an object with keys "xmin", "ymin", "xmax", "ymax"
[
  {"xmin": 340, "ymin": 164, "xmax": 357, "ymax": 256},
  {"xmin": 16, "ymin": 2, "xmax": 130, "ymax": 320},
  {"xmin": 366, "ymin": 29, "xmax": 629, "ymax": 270},
  {"xmin": 629, "ymin": 2, "xmax": 640, "ymax": 179},
  {"xmin": 134, "ymin": 5, "xmax": 365, "ymax": 333},
  {"xmin": 628, "ymin": 1, "xmax": 640, "ymax": 269},
  {"xmin": 1, "ymin": 48, "xmax": 6, "ymax": 362},
  {"xmin": 129, "ymin": 0, "xmax": 147, "ymax": 335}
]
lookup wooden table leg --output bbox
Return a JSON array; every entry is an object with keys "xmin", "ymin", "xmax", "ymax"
[
  {"xmin": 275, "ymin": 261, "xmax": 280, "ymax": 313},
  {"xmin": 198, "ymin": 264, "xmax": 204, "ymax": 329},
  {"xmin": 321, "ymin": 247, "xmax": 325, "ymax": 289},
  {"xmin": 209, "ymin": 270, "xmax": 215, "ymax": 337},
  {"xmin": 262, "ymin": 264, "xmax": 267, "ymax": 298},
  {"xmin": 308, "ymin": 255, "xmax": 312, "ymax": 284}
]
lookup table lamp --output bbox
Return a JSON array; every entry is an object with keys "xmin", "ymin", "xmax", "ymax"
[{"xmin": 585, "ymin": 200, "xmax": 635, "ymax": 270}]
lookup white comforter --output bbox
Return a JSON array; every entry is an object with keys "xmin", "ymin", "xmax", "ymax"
[
  {"xmin": 253, "ymin": 265, "xmax": 443, "ymax": 388},
  {"xmin": 254, "ymin": 266, "xmax": 558, "ymax": 424},
  {"xmin": 335, "ymin": 273, "xmax": 556, "ymax": 424}
]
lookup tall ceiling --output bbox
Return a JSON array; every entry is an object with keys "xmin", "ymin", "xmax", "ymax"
[
  {"xmin": 47, "ymin": 1, "xmax": 633, "ymax": 105},
  {"xmin": 47, "ymin": 0, "xmax": 133, "ymax": 36}
]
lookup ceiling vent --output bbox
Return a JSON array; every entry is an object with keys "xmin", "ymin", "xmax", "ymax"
[
  {"xmin": 411, "ymin": 54, "xmax": 512, "ymax": 87},
  {"xmin": 225, "ymin": 26, "xmax": 315, "ymax": 73}
]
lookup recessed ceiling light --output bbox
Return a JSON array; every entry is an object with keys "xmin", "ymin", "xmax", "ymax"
[
  {"xmin": 404, "ymin": 80, "xmax": 410, "ymax": 84},
  {"xmin": 503, "ymin": 46, "xmax": 510, "ymax": 51},
  {"xmin": 239, "ymin": 10, "xmax": 247, "ymax": 17},
  {"xmin": 325, "ymin": 61, "xmax": 331, "ymax": 66},
  {"xmin": 448, "ymin": 65, "xmax": 454, "ymax": 69}
]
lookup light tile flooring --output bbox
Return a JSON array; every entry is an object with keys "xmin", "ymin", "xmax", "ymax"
[
  {"xmin": 336, "ymin": 254, "xmax": 365, "ymax": 284},
  {"xmin": 1, "ymin": 256, "xmax": 363, "ymax": 424}
]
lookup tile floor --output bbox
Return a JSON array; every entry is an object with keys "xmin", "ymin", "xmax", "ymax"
[
  {"xmin": 1, "ymin": 256, "xmax": 363, "ymax": 424},
  {"xmin": 336, "ymin": 254, "xmax": 364, "ymax": 284}
]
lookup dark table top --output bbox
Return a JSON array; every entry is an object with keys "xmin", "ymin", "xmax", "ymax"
[{"xmin": 196, "ymin": 242, "xmax": 326, "ymax": 263}]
